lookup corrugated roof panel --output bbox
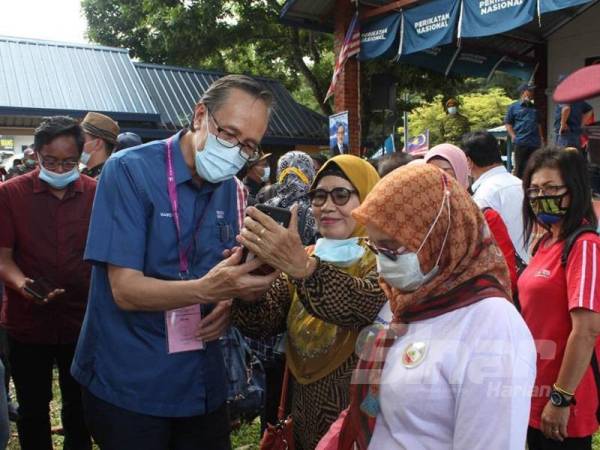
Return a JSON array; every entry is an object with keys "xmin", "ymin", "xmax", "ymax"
[
  {"xmin": 135, "ymin": 63, "xmax": 327, "ymax": 143},
  {"xmin": 0, "ymin": 36, "xmax": 158, "ymax": 118}
]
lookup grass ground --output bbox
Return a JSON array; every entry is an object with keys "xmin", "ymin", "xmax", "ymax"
[{"xmin": 2, "ymin": 372, "xmax": 598, "ymax": 449}]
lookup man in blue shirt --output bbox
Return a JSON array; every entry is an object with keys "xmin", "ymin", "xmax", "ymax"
[
  {"xmin": 72, "ymin": 75, "xmax": 280, "ymax": 449},
  {"xmin": 504, "ymin": 83, "xmax": 545, "ymax": 179},
  {"xmin": 554, "ymin": 100, "xmax": 593, "ymax": 149}
]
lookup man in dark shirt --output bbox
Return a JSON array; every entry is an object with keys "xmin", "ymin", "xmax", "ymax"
[
  {"xmin": 243, "ymin": 153, "xmax": 271, "ymax": 205},
  {"xmin": 554, "ymin": 100, "xmax": 593, "ymax": 149},
  {"xmin": 0, "ymin": 116, "xmax": 95, "ymax": 450},
  {"xmin": 80, "ymin": 112, "xmax": 119, "ymax": 179},
  {"xmin": 504, "ymin": 83, "xmax": 545, "ymax": 178}
]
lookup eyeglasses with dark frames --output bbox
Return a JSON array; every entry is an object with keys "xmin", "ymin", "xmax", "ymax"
[
  {"xmin": 208, "ymin": 111, "xmax": 262, "ymax": 163},
  {"xmin": 308, "ymin": 187, "xmax": 357, "ymax": 207},
  {"xmin": 361, "ymin": 238, "xmax": 407, "ymax": 262},
  {"xmin": 38, "ymin": 155, "xmax": 79, "ymax": 171},
  {"xmin": 525, "ymin": 185, "xmax": 567, "ymax": 199}
]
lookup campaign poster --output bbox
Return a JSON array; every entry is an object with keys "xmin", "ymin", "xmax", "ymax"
[{"xmin": 329, "ymin": 111, "xmax": 349, "ymax": 156}]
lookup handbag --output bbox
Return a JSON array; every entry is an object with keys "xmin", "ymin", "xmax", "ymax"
[
  {"xmin": 259, "ymin": 363, "xmax": 294, "ymax": 450},
  {"xmin": 220, "ymin": 327, "xmax": 265, "ymax": 422}
]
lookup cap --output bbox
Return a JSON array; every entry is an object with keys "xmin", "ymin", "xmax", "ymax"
[
  {"xmin": 116, "ymin": 132, "xmax": 143, "ymax": 151},
  {"xmin": 81, "ymin": 112, "xmax": 119, "ymax": 144},
  {"xmin": 517, "ymin": 83, "xmax": 535, "ymax": 94},
  {"xmin": 554, "ymin": 65, "xmax": 600, "ymax": 103},
  {"xmin": 248, "ymin": 152, "xmax": 271, "ymax": 166},
  {"xmin": 445, "ymin": 98, "xmax": 458, "ymax": 107}
]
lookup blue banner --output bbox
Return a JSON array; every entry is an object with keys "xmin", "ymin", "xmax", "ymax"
[
  {"xmin": 459, "ymin": 0, "xmax": 536, "ymax": 38},
  {"xmin": 495, "ymin": 57, "xmax": 535, "ymax": 81},
  {"xmin": 400, "ymin": 0, "xmax": 460, "ymax": 56},
  {"xmin": 360, "ymin": 12, "xmax": 402, "ymax": 61},
  {"xmin": 451, "ymin": 49, "xmax": 504, "ymax": 78},
  {"xmin": 540, "ymin": 0, "xmax": 591, "ymax": 13},
  {"xmin": 401, "ymin": 45, "xmax": 459, "ymax": 74}
]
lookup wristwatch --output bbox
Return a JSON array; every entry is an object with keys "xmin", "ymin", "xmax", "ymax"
[{"xmin": 550, "ymin": 389, "xmax": 576, "ymax": 407}]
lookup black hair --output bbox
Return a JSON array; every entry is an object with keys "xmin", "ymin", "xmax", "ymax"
[
  {"xmin": 377, "ymin": 152, "xmax": 414, "ymax": 177},
  {"xmin": 522, "ymin": 146, "xmax": 597, "ymax": 244},
  {"xmin": 33, "ymin": 116, "xmax": 85, "ymax": 155},
  {"xmin": 460, "ymin": 131, "xmax": 502, "ymax": 167}
]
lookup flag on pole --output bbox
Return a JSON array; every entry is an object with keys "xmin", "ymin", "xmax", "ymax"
[
  {"xmin": 404, "ymin": 130, "xmax": 430, "ymax": 154},
  {"xmin": 324, "ymin": 12, "xmax": 360, "ymax": 103}
]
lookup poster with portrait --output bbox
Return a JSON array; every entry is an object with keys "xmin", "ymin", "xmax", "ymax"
[{"xmin": 329, "ymin": 111, "xmax": 349, "ymax": 156}]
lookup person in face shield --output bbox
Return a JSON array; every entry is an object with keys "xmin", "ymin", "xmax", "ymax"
[{"xmin": 335, "ymin": 164, "xmax": 536, "ymax": 450}]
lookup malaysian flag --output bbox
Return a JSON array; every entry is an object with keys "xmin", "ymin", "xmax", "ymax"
[
  {"xmin": 324, "ymin": 12, "xmax": 360, "ymax": 103},
  {"xmin": 404, "ymin": 130, "xmax": 430, "ymax": 155}
]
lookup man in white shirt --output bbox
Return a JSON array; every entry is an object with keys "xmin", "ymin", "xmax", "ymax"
[{"xmin": 461, "ymin": 131, "xmax": 529, "ymax": 262}]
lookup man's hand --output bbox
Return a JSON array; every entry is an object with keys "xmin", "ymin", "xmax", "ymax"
[
  {"xmin": 198, "ymin": 247, "xmax": 280, "ymax": 302},
  {"xmin": 196, "ymin": 300, "xmax": 231, "ymax": 342},
  {"xmin": 20, "ymin": 279, "xmax": 65, "ymax": 305}
]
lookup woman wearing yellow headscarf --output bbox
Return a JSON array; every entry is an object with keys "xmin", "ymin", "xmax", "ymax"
[{"xmin": 232, "ymin": 155, "xmax": 386, "ymax": 450}]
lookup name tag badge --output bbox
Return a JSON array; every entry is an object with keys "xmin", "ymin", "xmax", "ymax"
[{"xmin": 165, "ymin": 305, "xmax": 204, "ymax": 354}]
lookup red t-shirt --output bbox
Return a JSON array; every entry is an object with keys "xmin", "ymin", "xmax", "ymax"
[
  {"xmin": 518, "ymin": 232, "xmax": 600, "ymax": 437},
  {"xmin": 0, "ymin": 170, "xmax": 96, "ymax": 344}
]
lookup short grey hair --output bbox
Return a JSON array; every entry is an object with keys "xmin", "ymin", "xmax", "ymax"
[{"xmin": 190, "ymin": 74, "xmax": 274, "ymax": 130}]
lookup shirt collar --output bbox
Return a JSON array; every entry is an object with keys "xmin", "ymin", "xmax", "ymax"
[
  {"xmin": 471, "ymin": 165, "xmax": 507, "ymax": 192},
  {"xmin": 32, "ymin": 169, "xmax": 84, "ymax": 194},
  {"xmin": 170, "ymin": 130, "xmax": 194, "ymax": 185}
]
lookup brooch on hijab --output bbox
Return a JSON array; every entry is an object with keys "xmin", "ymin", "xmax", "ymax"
[{"xmin": 402, "ymin": 342, "xmax": 428, "ymax": 368}]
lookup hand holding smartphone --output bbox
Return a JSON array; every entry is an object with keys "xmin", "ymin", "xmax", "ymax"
[
  {"xmin": 22, "ymin": 278, "xmax": 64, "ymax": 304},
  {"xmin": 241, "ymin": 204, "xmax": 292, "ymax": 275}
]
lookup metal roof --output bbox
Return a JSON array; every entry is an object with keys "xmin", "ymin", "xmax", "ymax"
[
  {"xmin": 0, "ymin": 36, "xmax": 159, "ymax": 122},
  {"xmin": 135, "ymin": 63, "xmax": 328, "ymax": 146}
]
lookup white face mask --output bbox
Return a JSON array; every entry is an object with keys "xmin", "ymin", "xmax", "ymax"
[
  {"xmin": 377, "ymin": 188, "xmax": 451, "ymax": 292},
  {"xmin": 80, "ymin": 151, "xmax": 92, "ymax": 166},
  {"xmin": 261, "ymin": 166, "xmax": 271, "ymax": 183},
  {"xmin": 447, "ymin": 106, "xmax": 457, "ymax": 115}
]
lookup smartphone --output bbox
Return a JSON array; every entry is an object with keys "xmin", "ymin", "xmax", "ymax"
[
  {"xmin": 23, "ymin": 278, "xmax": 56, "ymax": 301},
  {"xmin": 242, "ymin": 204, "xmax": 292, "ymax": 275}
]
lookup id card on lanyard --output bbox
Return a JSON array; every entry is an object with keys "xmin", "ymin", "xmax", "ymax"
[{"xmin": 164, "ymin": 137, "xmax": 205, "ymax": 354}]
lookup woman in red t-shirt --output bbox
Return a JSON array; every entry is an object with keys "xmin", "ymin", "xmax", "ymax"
[{"xmin": 519, "ymin": 146, "xmax": 600, "ymax": 449}]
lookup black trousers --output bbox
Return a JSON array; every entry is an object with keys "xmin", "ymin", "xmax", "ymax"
[
  {"xmin": 513, "ymin": 143, "xmax": 540, "ymax": 179},
  {"xmin": 260, "ymin": 357, "xmax": 286, "ymax": 432},
  {"xmin": 8, "ymin": 337, "xmax": 91, "ymax": 450},
  {"xmin": 82, "ymin": 389, "xmax": 231, "ymax": 450},
  {"xmin": 527, "ymin": 427, "xmax": 592, "ymax": 450}
]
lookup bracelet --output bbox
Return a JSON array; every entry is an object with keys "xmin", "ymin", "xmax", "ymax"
[{"xmin": 553, "ymin": 383, "xmax": 575, "ymax": 397}]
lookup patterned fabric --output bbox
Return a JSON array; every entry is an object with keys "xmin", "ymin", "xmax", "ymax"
[
  {"xmin": 340, "ymin": 164, "xmax": 511, "ymax": 449},
  {"xmin": 352, "ymin": 163, "xmax": 510, "ymax": 319},
  {"xmin": 231, "ymin": 261, "xmax": 386, "ymax": 450},
  {"xmin": 267, "ymin": 151, "xmax": 316, "ymax": 245}
]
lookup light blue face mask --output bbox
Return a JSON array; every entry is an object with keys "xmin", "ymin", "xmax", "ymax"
[
  {"xmin": 39, "ymin": 165, "xmax": 80, "ymax": 190},
  {"xmin": 261, "ymin": 166, "xmax": 271, "ymax": 183},
  {"xmin": 194, "ymin": 118, "xmax": 248, "ymax": 183},
  {"xmin": 447, "ymin": 106, "xmax": 457, "ymax": 115},
  {"xmin": 313, "ymin": 237, "xmax": 365, "ymax": 267}
]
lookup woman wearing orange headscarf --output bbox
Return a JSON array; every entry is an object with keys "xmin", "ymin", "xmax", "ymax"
[{"xmin": 338, "ymin": 164, "xmax": 536, "ymax": 449}]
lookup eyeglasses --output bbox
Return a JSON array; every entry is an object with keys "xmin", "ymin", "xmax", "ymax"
[
  {"xmin": 308, "ymin": 188, "xmax": 357, "ymax": 207},
  {"xmin": 208, "ymin": 111, "xmax": 261, "ymax": 163},
  {"xmin": 525, "ymin": 185, "xmax": 567, "ymax": 199},
  {"xmin": 362, "ymin": 238, "xmax": 407, "ymax": 262},
  {"xmin": 39, "ymin": 156, "xmax": 79, "ymax": 171}
]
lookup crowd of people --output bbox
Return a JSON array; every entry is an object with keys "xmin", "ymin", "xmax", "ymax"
[{"xmin": 0, "ymin": 71, "xmax": 598, "ymax": 450}]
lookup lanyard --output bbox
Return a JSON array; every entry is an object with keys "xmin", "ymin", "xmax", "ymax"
[{"xmin": 165, "ymin": 137, "xmax": 212, "ymax": 278}]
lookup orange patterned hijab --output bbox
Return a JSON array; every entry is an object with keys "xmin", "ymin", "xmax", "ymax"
[{"xmin": 352, "ymin": 164, "xmax": 510, "ymax": 321}]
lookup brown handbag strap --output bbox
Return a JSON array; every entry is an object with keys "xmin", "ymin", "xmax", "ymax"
[{"xmin": 277, "ymin": 363, "xmax": 290, "ymax": 420}]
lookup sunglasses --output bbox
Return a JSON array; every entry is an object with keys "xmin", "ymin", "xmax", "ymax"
[
  {"xmin": 308, "ymin": 187, "xmax": 357, "ymax": 207},
  {"xmin": 362, "ymin": 238, "xmax": 407, "ymax": 262}
]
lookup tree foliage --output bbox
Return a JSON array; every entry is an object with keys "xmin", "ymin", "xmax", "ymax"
[
  {"xmin": 406, "ymin": 87, "xmax": 514, "ymax": 145},
  {"xmin": 81, "ymin": 0, "xmax": 335, "ymax": 115}
]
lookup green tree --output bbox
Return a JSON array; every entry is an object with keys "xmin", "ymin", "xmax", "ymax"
[
  {"xmin": 406, "ymin": 87, "xmax": 514, "ymax": 146},
  {"xmin": 81, "ymin": 0, "xmax": 335, "ymax": 115}
]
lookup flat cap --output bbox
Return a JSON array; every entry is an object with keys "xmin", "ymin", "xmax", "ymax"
[{"xmin": 81, "ymin": 112, "xmax": 119, "ymax": 144}]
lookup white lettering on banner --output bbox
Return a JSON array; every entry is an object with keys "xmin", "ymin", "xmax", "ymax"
[
  {"xmin": 361, "ymin": 28, "xmax": 389, "ymax": 43},
  {"xmin": 414, "ymin": 13, "xmax": 451, "ymax": 35},
  {"xmin": 478, "ymin": 0, "xmax": 523, "ymax": 15}
]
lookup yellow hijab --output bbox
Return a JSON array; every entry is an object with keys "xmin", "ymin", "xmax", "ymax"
[{"xmin": 286, "ymin": 155, "xmax": 381, "ymax": 384}]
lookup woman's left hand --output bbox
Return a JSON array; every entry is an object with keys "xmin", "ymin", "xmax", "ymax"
[
  {"xmin": 237, "ymin": 205, "xmax": 315, "ymax": 279},
  {"xmin": 541, "ymin": 401, "xmax": 570, "ymax": 441}
]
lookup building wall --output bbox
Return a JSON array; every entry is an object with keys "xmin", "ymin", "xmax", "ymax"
[
  {"xmin": 547, "ymin": 2, "xmax": 600, "ymax": 139},
  {"xmin": 0, "ymin": 128, "xmax": 35, "ymax": 155}
]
